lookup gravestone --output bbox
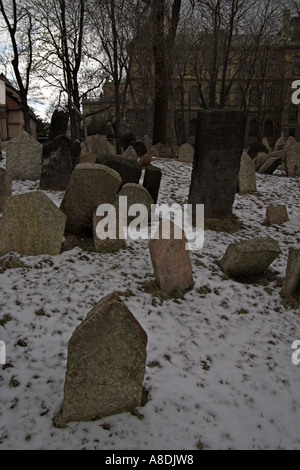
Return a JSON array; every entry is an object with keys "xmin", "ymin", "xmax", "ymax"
[
  {"xmin": 0, "ymin": 192, "xmax": 66, "ymax": 256},
  {"xmin": 40, "ymin": 135, "xmax": 81, "ymax": 190},
  {"xmin": 113, "ymin": 183, "xmax": 153, "ymax": 225},
  {"xmin": 265, "ymin": 205, "xmax": 289, "ymax": 226},
  {"xmin": 81, "ymin": 134, "xmax": 115, "ymax": 156},
  {"xmin": 48, "ymin": 110, "xmax": 69, "ymax": 140},
  {"xmin": 258, "ymin": 153, "xmax": 282, "ymax": 175},
  {"xmin": 93, "ymin": 209, "xmax": 126, "ymax": 253},
  {"xmin": 238, "ymin": 150, "xmax": 256, "ymax": 194},
  {"xmin": 122, "ymin": 145, "xmax": 138, "ymax": 162},
  {"xmin": 132, "ymin": 141, "xmax": 147, "ymax": 158},
  {"xmin": 188, "ymin": 110, "xmax": 246, "ymax": 221},
  {"xmin": 219, "ymin": 237, "xmax": 281, "ymax": 278},
  {"xmin": 60, "ymin": 163, "xmax": 122, "ymax": 234},
  {"xmin": 284, "ymin": 136, "xmax": 300, "ymax": 177},
  {"xmin": 178, "ymin": 143, "xmax": 194, "ymax": 163},
  {"xmin": 80, "ymin": 152, "xmax": 98, "ymax": 164},
  {"xmin": 54, "ymin": 293, "xmax": 147, "ymax": 426},
  {"xmin": 281, "ymin": 248, "xmax": 300, "ymax": 303},
  {"xmin": 143, "ymin": 165, "xmax": 162, "ymax": 204},
  {"xmin": 6, "ymin": 131, "xmax": 42, "ymax": 181},
  {"xmin": 149, "ymin": 220, "xmax": 194, "ymax": 294},
  {"xmin": 96, "ymin": 154, "xmax": 142, "ymax": 186},
  {"xmin": 0, "ymin": 169, "xmax": 12, "ymax": 212}
]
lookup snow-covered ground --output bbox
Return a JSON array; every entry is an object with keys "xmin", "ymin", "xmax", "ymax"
[{"xmin": 0, "ymin": 154, "xmax": 300, "ymax": 450}]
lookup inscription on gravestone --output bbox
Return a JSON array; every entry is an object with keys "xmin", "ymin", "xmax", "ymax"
[{"xmin": 188, "ymin": 110, "xmax": 246, "ymax": 221}]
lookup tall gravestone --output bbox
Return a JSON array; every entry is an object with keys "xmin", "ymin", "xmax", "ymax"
[
  {"xmin": 40, "ymin": 135, "xmax": 81, "ymax": 190},
  {"xmin": 188, "ymin": 110, "xmax": 246, "ymax": 221},
  {"xmin": 48, "ymin": 110, "xmax": 69, "ymax": 141}
]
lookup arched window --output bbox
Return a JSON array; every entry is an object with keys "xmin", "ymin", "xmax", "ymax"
[
  {"xmin": 264, "ymin": 120, "xmax": 274, "ymax": 138},
  {"xmin": 249, "ymin": 119, "xmax": 259, "ymax": 138},
  {"xmin": 265, "ymin": 87, "xmax": 275, "ymax": 108},
  {"xmin": 189, "ymin": 86, "xmax": 200, "ymax": 107},
  {"xmin": 250, "ymin": 88, "xmax": 259, "ymax": 106}
]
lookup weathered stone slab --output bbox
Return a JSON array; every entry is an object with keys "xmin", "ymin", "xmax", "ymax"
[
  {"xmin": 265, "ymin": 205, "xmax": 289, "ymax": 226},
  {"xmin": 280, "ymin": 248, "xmax": 300, "ymax": 303},
  {"xmin": 6, "ymin": 131, "xmax": 42, "ymax": 181},
  {"xmin": 0, "ymin": 192, "xmax": 66, "ymax": 256},
  {"xmin": 284, "ymin": 136, "xmax": 300, "ymax": 177},
  {"xmin": 81, "ymin": 134, "xmax": 115, "ymax": 156},
  {"xmin": 93, "ymin": 209, "xmax": 126, "ymax": 253},
  {"xmin": 258, "ymin": 154, "xmax": 282, "ymax": 175},
  {"xmin": 96, "ymin": 154, "xmax": 142, "ymax": 186},
  {"xmin": 178, "ymin": 143, "xmax": 194, "ymax": 163},
  {"xmin": 113, "ymin": 183, "xmax": 153, "ymax": 225},
  {"xmin": 60, "ymin": 163, "xmax": 122, "ymax": 234},
  {"xmin": 262, "ymin": 137, "xmax": 273, "ymax": 153},
  {"xmin": 0, "ymin": 169, "xmax": 12, "ymax": 212},
  {"xmin": 149, "ymin": 220, "xmax": 194, "ymax": 294},
  {"xmin": 48, "ymin": 110, "xmax": 69, "ymax": 140},
  {"xmin": 55, "ymin": 292, "xmax": 147, "ymax": 426},
  {"xmin": 188, "ymin": 110, "xmax": 246, "ymax": 220},
  {"xmin": 274, "ymin": 133, "xmax": 285, "ymax": 151},
  {"xmin": 238, "ymin": 150, "xmax": 256, "ymax": 194},
  {"xmin": 80, "ymin": 152, "xmax": 98, "ymax": 164},
  {"xmin": 122, "ymin": 145, "xmax": 138, "ymax": 162},
  {"xmin": 40, "ymin": 136, "xmax": 81, "ymax": 190},
  {"xmin": 219, "ymin": 237, "xmax": 281, "ymax": 277},
  {"xmin": 143, "ymin": 165, "xmax": 162, "ymax": 204}
]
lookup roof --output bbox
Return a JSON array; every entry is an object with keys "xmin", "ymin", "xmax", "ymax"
[{"xmin": 0, "ymin": 73, "xmax": 37, "ymax": 120}]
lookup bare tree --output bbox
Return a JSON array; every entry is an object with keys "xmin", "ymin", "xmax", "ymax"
[{"xmin": 0, "ymin": 0, "xmax": 34, "ymax": 134}]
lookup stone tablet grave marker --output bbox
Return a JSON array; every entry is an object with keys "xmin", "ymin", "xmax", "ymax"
[
  {"xmin": 54, "ymin": 293, "xmax": 147, "ymax": 426},
  {"xmin": 188, "ymin": 110, "xmax": 246, "ymax": 221},
  {"xmin": 6, "ymin": 130, "xmax": 42, "ymax": 181}
]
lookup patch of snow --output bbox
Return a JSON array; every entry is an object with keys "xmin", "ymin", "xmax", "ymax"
[{"xmin": 0, "ymin": 158, "xmax": 300, "ymax": 450}]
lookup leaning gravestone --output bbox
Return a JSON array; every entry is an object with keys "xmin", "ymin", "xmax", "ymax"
[
  {"xmin": 54, "ymin": 292, "xmax": 148, "ymax": 426},
  {"xmin": 96, "ymin": 154, "xmax": 142, "ymax": 187},
  {"xmin": 257, "ymin": 152, "xmax": 283, "ymax": 175},
  {"xmin": 0, "ymin": 192, "xmax": 66, "ymax": 256},
  {"xmin": 6, "ymin": 131, "xmax": 42, "ymax": 181},
  {"xmin": 60, "ymin": 163, "xmax": 122, "ymax": 234},
  {"xmin": 280, "ymin": 248, "xmax": 300, "ymax": 304},
  {"xmin": 143, "ymin": 165, "xmax": 162, "ymax": 204},
  {"xmin": 188, "ymin": 110, "xmax": 246, "ymax": 221},
  {"xmin": 0, "ymin": 169, "xmax": 12, "ymax": 212},
  {"xmin": 149, "ymin": 220, "xmax": 194, "ymax": 294},
  {"xmin": 81, "ymin": 134, "xmax": 115, "ymax": 156},
  {"xmin": 219, "ymin": 237, "xmax": 281, "ymax": 278},
  {"xmin": 238, "ymin": 150, "xmax": 256, "ymax": 194},
  {"xmin": 40, "ymin": 135, "xmax": 81, "ymax": 190},
  {"xmin": 113, "ymin": 183, "xmax": 153, "ymax": 225}
]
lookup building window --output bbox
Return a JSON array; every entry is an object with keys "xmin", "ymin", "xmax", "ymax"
[
  {"xmin": 249, "ymin": 119, "xmax": 259, "ymax": 138},
  {"xmin": 250, "ymin": 88, "xmax": 259, "ymax": 107},
  {"xmin": 265, "ymin": 87, "xmax": 275, "ymax": 108},
  {"xmin": 189, "ymin": 86, "xmax": 200, "ymax": 107},
  {"xmin": 264, "ymin": 120, "xmax": 274, "ymax": 138},
  {"xmin": 289, "ymin": 128, "xmax": 296, "ymax": 137}
]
